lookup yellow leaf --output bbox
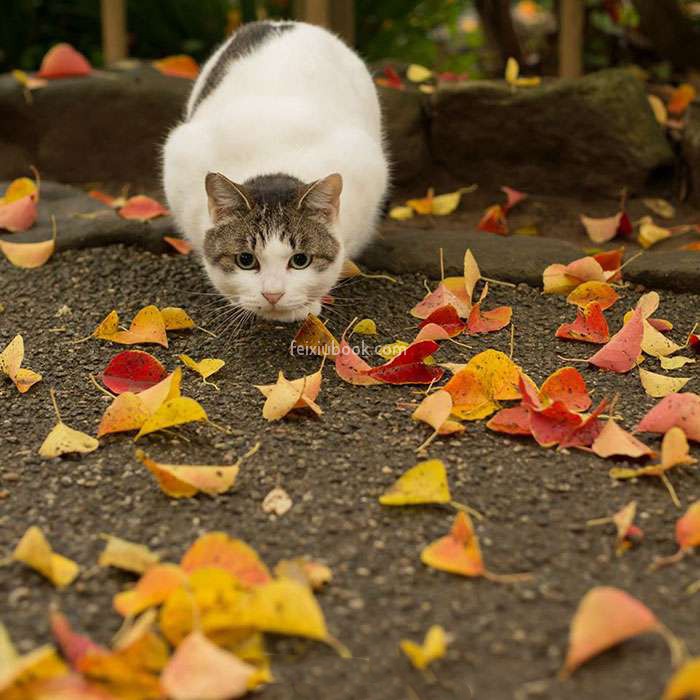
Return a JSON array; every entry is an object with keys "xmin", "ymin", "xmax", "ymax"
[
  {"xmin": 642, "ymin": 320, "xmax": 681, "ymax": 358},
  {"xmin": 400, "ymin": 625, "xmax": 449, "ymax": 670},
  {"xmin": 379, "ymin": 459, "xmax": 451, "ymax": 505},
  {"xmin": 12, "ymin": 526, "xmax": 79, "ymax": 588},
  {"xmin": 0, "ymin": 236, "xmax": 55, "ymax": 269},
  {"xmin": 431, "ymin": 191, "xmax": 463, "ymax": 216},
  {"xmin": 407, "ymin": 64, "xmax": 433, "ymax": 82},
  {"xmin": 1, "ymin": 177, "xmax": 37, "ymax": 205},
  {"xmin": 663, "ymin": 658, "xmax": 700, "ymax": 700},
  {"xmin": 160, "ymin": 306, "xmax": 195, "ymax": 330},
  {"xmin": 38, "ymin": 389, "xmax": 99, "ymax": 458},
  {"xmin": 412, "ymin": 390, "xmax": 464, "ymax": 449},
  {"xmin": 377, "ymin": 340, "xmax": 409, "ymax": 360},
  {"xmin": 639, "ymin": 368, "xmax": 690, "ymax": 398},
  {"xmin": 660, "ymin": 356, "xmax": 695, "ymax": 370},
  {"xmin": 353, "ymin": 318, "xmax": 377, "ymax": 335},
  {"xmin": 505, "ymin": 56, "xmax": 520, "ymax": 84},
  {"xmin": 135, "ymin": 396, "xmax": 208, "ymax": 439},
  {"xmin": 136, "ymin": 448, "xmax": 240, "ymax": 498},
  {"xmin": 643, "ymin": 197, "xmax": 674, "ymax": 219},
  {"xmin": 255, "ymin": 369, "xmax": 322, "ymax": 420},
  {"xmin": 94, "ymin": 305, "xmax": 168, "ymax": 347},
  {"xmin": 0, "ymin": 334, "xmax": 41, "ymax": 393},
  {"xmin": 0, "ymin": 644, "xmax": 67, "ymax": 697},
  {"xmin": 178, "ymin": 354, "xmax": 225, "ymax": 384},
  {"xmin": 638, "ymin": 217, "xmax": 671, "ymax": 249},
  {"xmin": 389, "ymin": 205, "xmax": 414, "ymax": 220},
  {"xmin": 99, "ymin": 535, "xmax": 160, "ymax": 574},
  {"xmin": 274, "ymin": 558, "xmax": 332, "ymax": 591},
  {"xmin": 114, "ymin": 563, "xmax": 187, "ymax": 617},
  {"xmin": 647, "ymin": 94, "xmax": 668, "ymax": 125}
]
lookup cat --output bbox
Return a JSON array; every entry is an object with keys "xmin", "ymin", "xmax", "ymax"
[{"xmin": 162, "ymin": 20, "xmax": 389, "ymax": 322}]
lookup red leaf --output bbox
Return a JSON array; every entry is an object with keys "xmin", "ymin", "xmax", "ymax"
[
  {"xmin": 50, "ymin": 609, "xmax": 105, "ymax": 668},
  {"xmin": 163, "ymin": 236, "xmax": 193, "ymax": 255},
  {"xmin": 467, "ymin": 303, "xmax": 512, "ymax": 334},
  {"xmin": 637, "ymin": 393, "xmax": 700, "ymax": 442},
  {"xmin": 368, "ymin": 362, "xmax": 444, "ymax": 385},
  {"xmin": 102, "ymin": 350, "xmax": 167, "ymax": 394},
  {"xmin": 539, "ymin": 367, "xmax": 592, "ymax": 412},
  {"xmin": 119, "ymin": 195, "xmax": 170, "ymax": 221},
  {"xmin": 588, "ymin": 307, "xmax": 643, "ymax": 373},
  {"xmin": 379, "ymin": 340, "xmax": 439, "ymax": 367},
  {"xmin": 530, "ymin": 401, "xmax": 583, "ymax": 447},
  {"xmin": 382, "ymin": 65, "xmax": 403, "ymax": 89},
  {"xmin": 555, "ymin": 302, "xmax": 610, "ymax": 344},
  {"xmin": 37, "ymin": 43, "xmax": 92, "ymax": 78},
  {"xmin": 502, "ymin": 186, "xmax": 527, "ymax": 212},
  {"xmin": 478, "ymin": 204, "xmax": 508, "ymax": 234},
  {"xmin": 419, "ymin": 305, "xmax": 466, "ymax": 337},
  {"xmin": 558, "ymin": 399, "xmax": 608, "ymax": 449},
  {"xmin": 88, "ymin": 190, "xmax": 119, "ymax": 207},
  {"xmin": 593, "ymin": 247, "xmax": 624, "ymax": 282},
  {"xmin": 486, "ymin": 405, "xmax": 533, "ymax": 435}
]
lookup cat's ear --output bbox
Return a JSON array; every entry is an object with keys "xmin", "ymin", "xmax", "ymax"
[
  {"xmin": 205, "ymin": 172, "xmax": 253, "ymax": 223},
  {"xmin": 298, "ymin": 173, "xmax": 342, "ymax": 223}
]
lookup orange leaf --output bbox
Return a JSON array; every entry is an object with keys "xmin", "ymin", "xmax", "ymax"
[
  {"xmin": 539, "ymin": 367, "xmax": 591, "ymax": 412},
  {"xmin": 676, "ymin": 501, "xmax": 700, "ymax": 551},
  {"xmin": 467, "ymin": 301, "xmax": 512, "ymax": 334},
  {"xmin": 478, "ymin": 204, "xmax": 508, "ymax": 234},
  {"xmin": 0, "ymin": 195, "xmax": 38, "ymax": 232},
  {"xmin": 152, "ymin": 55, "xmax": 200, "ymax": 79},
  {"xmin": 113, "ymin": 564, "xmax": 186, "ymax": 616},
  {"xmin": 163, "ymin": 236, "xmax": 193, "ymax": 255},
  {"xmin": 292, "ymin": 314, "xmax": 339, "ymax": 357},
  {"xmin": 555, "ymin": 302, "xmax": 610, "ymax": 344},
  {"xmin": 566, "ymin": 281, "xmax": 619, "ymax": 310},
  {"xmin": 94, "ymin": 305, "xmax": 168, "ymax": 347},
  {"xmin": 562, "ymin": 586, "xmax": 659, "ymax": 676},
  {"xmin": 37, "ymin": 43, "xmax": 92, "ymax": 78},
  {"xmin": 591, "ymin": 416, "xmax": 654, "ymax": 459},
  {"xmin": 421, "ymin": 511, "xmax": 485, "ymax": 577},
  {"xmin": 118, "ymin": 195, "xmax": 169, "ymax": 221},
  {"xmin": 180, "ymin": 532, "xmax": 271, "ymax": 587},
  {"xmin": 667, "ymin": 83, "xmax": 696, "ymax": 115},
  {"xmin": 410, "ymin": 284, "xmax": 471, "ymax": 319}
]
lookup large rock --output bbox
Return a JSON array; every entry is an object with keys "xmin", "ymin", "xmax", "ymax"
[
  {"xmin": 0, "ymin": 66, "xmax": 189, "ymax": 187},
  {"xmin": 683, "ymin": 104, "xmax": 700, "ymax": 208},
  {"xmin": 429, "ymin": 68, "xmax": 674, "ymax": 196}
]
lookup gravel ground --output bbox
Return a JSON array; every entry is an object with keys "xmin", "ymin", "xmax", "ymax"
[{"xmin": 1, "ymin": 245, "xmax": 699, "ymax": 700}]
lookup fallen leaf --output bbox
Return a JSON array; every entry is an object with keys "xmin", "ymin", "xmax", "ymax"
[
  {"xmin": 504, "ymin": 57, "xmax": 541, "ymax": 87},
  {"xmin": 376, "ymin": 65, "xmax": 403, "ymax": 90},
  {"xmin": 566, "ymin": 281, "xmax": 619, "ymax": 310},
  {"xmin": 587, "ymin": 307, "xmax": 644, "ymax": 373},
  {"xmin": 98, "ymin": 535, "xmax": 160, "ymax": 574},
  {"xmin": 37, "ymin": 43, "xmax": 91, "ymax": 78},
  {"xmin": 486, "ymin": 404, "xmax": 533, "ymax": 435},
  {"xmin": 676, "ymin": 501, "xmax": 700, "ymax": 552},
  {"xmin": 0, "ymin": 640, "xmax": 68, "ymax": 697},
  {"xmin": 561, "ymin": 587, "xmax": 660, "ymax": 676},
  {"xmin": 12, "ymin": 526, "xmax": 79, "ymax": 588},
  {"xmin": 421, "ymin": 511, "xmax": 484, "ymax": 577},
  {"xmin": 389, "ymin": 205, "xmax": 414, "ymax": 220},
  {"xmin": 93, "ymin": 305, "xmax": 168, "ymax": 347},
  {"xmin": 163, "ymin": 236, "xmax": 193, "ymax": 255},
  {"xmin": 580, "ymin": 212, "xmax": 626, "ymax": 244},
  {"xmin": 39, "ymin": 389, "xmax": 99, "ymax": 458},
  {"xmin": 292, "ymin": 314, "xmax": 339, "ymax": 357},
  {"xmin": 255, "ymin": 367, "xmax": 322, "ymax": 419},
  {"xmin": 478, "ymin": 204, "xmax": 508, "ymax": 234},
  {"xmin": 539, "ymin": 367, "xmax": 592, "ymax": 412},
  {"xmin": 0, "ymin": 334, "xmax": 42, "ymax": 393},
  {"xmin": 0, "ymin": 214, "xmax": 56, "ymax": 268},
  {"xmin": 113, "ymin": 564, "xmax": 187, "ymax": 616},
  {"xmin": 102, "ymin": 350, "xmax": 166, "ymax": 394},
  {"xmin": 637, "ymin": 392, "xmax": 700, "ymax": 441},
  {"xmin": 160, "ymin": 307, "xmax": 195, "ymax": 331},
  {"xmin": 556, "ymin": 302, "xmax": 610, "ymax": 344},
  {"xmin": 379, "ymin": 459, "xmax": 452, "ymax": 506},
  {"xmin": 663, "ymin": 658, "xmax": 700, "ymax": 700},
  {"xmin": 418, "ymin": 305, "xmax": 466, "ymax": 338},
  {"xmin": 406, "ymin": 64, "xmax": 433, "ymax": 82},
  {"xmin": 181, "ymin": 532, "xmax": 271, "ymax": 586},
  {"xmin": 135, "ymin": 396, "xmax": 208, "ymax": 439},
  {"xmin": 411, "ymin": 284, "xmax": 471, "ymax": 319},
  {"xmin": 274, "ymin": 558, "xmax": 332, "ymax": 590},
  {"xmin": 648, "ymin": 94, "xmax": 668, "ymax": 125},
  {"xmin": 136, "ymin": 448, "xmax": 240, "ymax": 498},
  {"xmin": 262, "ymin": 487, "xmax": 293, "ymax": 516},
  {"xmin": 667, "ymin": 83, "xmax": 696, "ymax": 115},
  {"xmin": 467, "ymin": 295, "xmax": 512, "ymax": 334},
  {"xmin": 661, "ymin": 356, "xmax": 695, "ymax": 370},
  {"xmin": 88, "ymin": 190, "xmax": 124, "ymax": 208},
  {"xmin": 0, "ymin": 188, "xmax": 38, "ymax": 232},
  {"xmin": 50, "ymin": 609, "xmax": 105, "ymax": 668},
  {"xmin": 160, "ymin": 631, "xmax": 253, "ymax": 700},
  {"xmin": 412, "ymin": 391, "xmax": 465, "ymax": 449},
  {"xmin": 118, "ymin": 195, "xmax": 169, "ymax": 221},
  {"xmin": 364, "ymin": 340, "xmax": 443, "ymax": 385},
  {"xmin": 377, "ymin": 340, "xmax": 410, "ymax": 360},
  {"xmin": 179, "ymin": 354, "xmax": 225, "ymax": 386},
  {"xmin": 641, "ymin": 320, "xmax": 681, "ymax": 358},
  {"xmin": 638, "ymin": 216, "xmax": 671, "ymax": 249},
  {"xmin": 334, "ymin": 340, "xmax": 382, "ymax": 386},
  {"xmin": 639, "ymin": 368, "xmax": 691, "ymax": 398},
  {"xmin": 11, "ymin": 69, "xmax": 48, "ymax": 90},
  {"xmin": 400, "ymin": 625, "xmax": 448, "ymax": 670},
  {"xmin": 591, "ymin": 415, "xmax": 654, "ymax": 459},
  {"xmin": 353, "ymin": 318, "xmax": 377, "ymax": 335},
  {"xmin": 643, "ymin": 198, "xmax": 675, "ymax": 219},
  {"xmin": 529, "ymin": 400, "xmax": 583, "ymax": 448},
  {"xmin": 152, "ymin": 54, "xmax": 199, "ymax": 79}
]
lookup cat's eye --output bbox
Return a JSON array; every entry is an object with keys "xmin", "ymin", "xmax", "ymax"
[
  {"xmin": 289, "ymin": 253, "xmax": 312, "ymax": 269},
  {"xmin": 235, "ymin": 252, "xmax": 258, "ymax": 270}
]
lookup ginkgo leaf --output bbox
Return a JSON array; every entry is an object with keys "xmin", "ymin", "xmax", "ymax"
[
  {"xmin": 591, "ymin": 416, "xmax": 654, "ymax": 459},
  {"xmin": 663, "ymin": 658, "xmax": 700, "ymax": 700},
  {"xmin": 412, "ymin": 391, "xmax": 465, "ymax": 449},
  {"xmin": 643, "ymin": 198, "xmax": 675, "ymax": 220},
  {"xmin": 161, "ymin": 307, "xmax": 195, "ymax": 331},
  {"xmin": 255, "ymin": 368, "xmax": 322, "ymax": 419},
  {"xmin": 411, "ymin": 283, "xmax": 471, "ymax": 319},
  {"xmin": 136, "ymin": 448, "xmax": 240, "ymax": 498},
  {"xmin": 98, "ymin": 535, "xmax": 160, "ymax": 574},
  {"xmin": 163, "ymin": 236, "xmax": 193, "ymax": 255},
  {"xmin": 152, "ymin": 54, "xmax": 199, "ymax": 79},
  {"xmin": 639, "ymin": 368, "xmax": 690, "ymax": 398},
  {"xmin": 353, "ymin": 318, "xmax": 377, "ymax": 335},
  {"xmin": 556, "ymin": 302, "xmax": 609, "ymax": 344},
  {"xmin": 0, "ymin": 643, "xmax": 68, "ymax": 697},
  {"xmin": 134, "ymin": 396, "xmax": 208, "ymax": 439},
  {"xmin": 641, "ymin": 320, "xmax": 681, "ymax": 358},
  {"xmin": 406, "ymin": 64, "xmax": 433, "ymax": 82},
  {"xmin": 12, "ymin": 526, "xmax": 79, "ymax": 588},
  {"xmin": 50, "ymin": 609, "xmax": 105, "ymax": 668},
  {"xmin": 467, "ymin": 299, "xmax": 512, "ymax": 334},
  {"xmin": 561, "ymin": 587, "xmax": 660, "ymax": 677},
  {"xmin": 180, "ymin": 532, "xmax": 271, "ymax": 586},
  {"xmin": 179, "ymin": 354, "xmax": 225, "ymax": 386},
  {"xmin": 113, "ymin": 564, "xmax": 187, "ymax": 616},
  {"xmin": 668, "ymin": 83, "xmax": 696, "ymax": 115},
  {"xmin": 638, "ymin": 217, "xmax": 671, "ymax": 249},
  {"xmin": 637, "ymin": 392, "xmax": 700, "ymax": 441},
  {"xmin": 389, "ymin": 205, "xmax": 414, "ymax": 220},
  {"xmin": 539, "ymin": 366, "xmax": 592, "ymax": 412},
  {"xmin": 660, "ymin": 356, "xmax": 695, "ymax": 370},
  {"xmin": 39, "ymin": 389, "xmax": 99, "ymax": 458},
  {"xmin": 292, "ymin": 314, "xmax": 339, "ymax": 357},
  {"xmin": 0, "ymin": 334, "xmax": 42, "ymax": 393},
  {"xmin": 379, "ymin": 459, "xmax": 451, "ymax": 506},
  {"xmin": 478, "ymin": 204, "xmax": 508, "ymax": 234},
  {"xmin": 580, "ymin": 212, "xmax": 624, "ymax": 244},
  {"xmin": 93, "ymin": 305, "xmax": 168, "ymax": 347},
  {"xmin": 0, "ymin": 192, "xmax": 37, "ymax": 232},
  {"xmin": 676, "ymin": 501, "xmax": 700, "ymax": 551},
  {"xmin": 421, "ymin": 511, "xmax": 485, "ymax": 577},
  {"xmin": 274, "ymin": 558, "xmax": 332, "ymax": 590},
  {"xmin": 161, "ymin": 631, "xmax": 253, "ymax": 700},
  {"xmin": 400, "ymin": 625, "xmax": 449, "ymax": 670},
  {"xmin": 335, "ymin": 340, "xmax": 382, "ymax": 385}
]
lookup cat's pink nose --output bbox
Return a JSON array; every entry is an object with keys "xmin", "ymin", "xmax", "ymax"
[{"xmin": 262, "ymin": 291, "xmax": 284, "ymax": 305}]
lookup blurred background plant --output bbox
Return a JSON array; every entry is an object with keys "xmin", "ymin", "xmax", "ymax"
[{"xmin": 2, "ymin": 0, "xmax": 700, "ymax": 80}]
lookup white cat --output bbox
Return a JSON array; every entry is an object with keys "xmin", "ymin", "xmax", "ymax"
[{"xmin": 162, "ymin": 20, "xmax": 389, "ymax": 322}]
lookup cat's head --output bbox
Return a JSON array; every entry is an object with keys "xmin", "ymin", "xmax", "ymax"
[{"xmin": 202, "ymin": 171, "xmax": 344, "ymax": 322}]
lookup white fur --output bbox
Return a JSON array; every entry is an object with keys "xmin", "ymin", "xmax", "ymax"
[{"xmin": 162, "ymin": 21, "xmax": 389, "ymax": 321}]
